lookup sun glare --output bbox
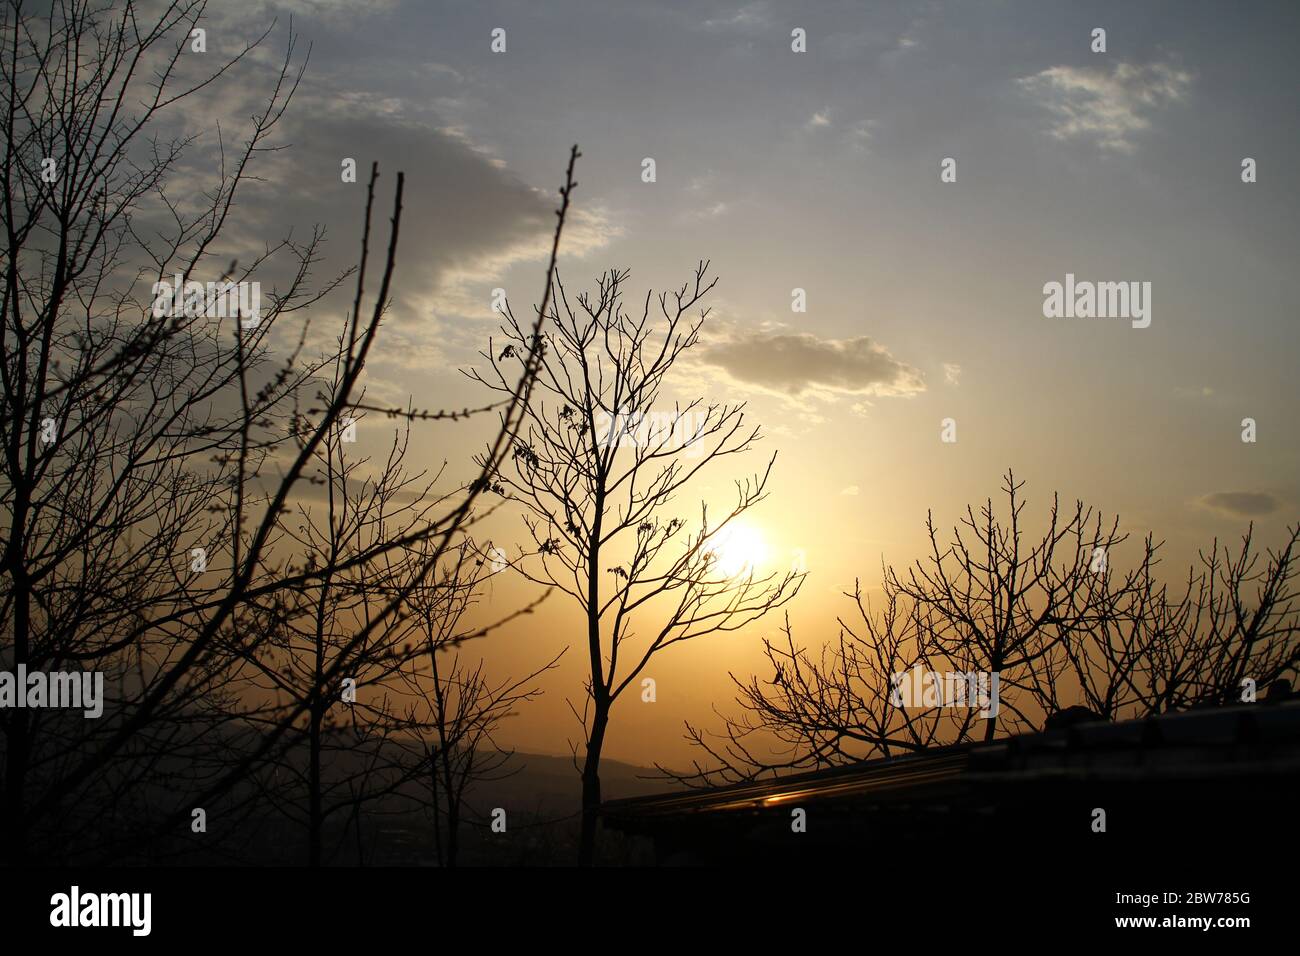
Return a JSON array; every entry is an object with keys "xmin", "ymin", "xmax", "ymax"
[{"xmin": 705, "ymin": 521, "xmax": 770, "ymax": 579}]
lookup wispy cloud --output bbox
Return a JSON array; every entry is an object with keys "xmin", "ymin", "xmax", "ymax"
[
  {"xmin": 684, "ymin": 200, "xmax": 730, "ymax": 221},
  {"xmin": 847, "ymin": 119, "xmax": 877, "ymax": 153},
  {"xmin": 1016, "ymin": 61, "xmax": 1192, "ymax": 153},
  {"xmin": 700, "ymin": 2, "xmax": 771, "ymax": 33}
]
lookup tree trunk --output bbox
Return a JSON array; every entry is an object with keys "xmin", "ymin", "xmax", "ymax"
[
  {"xmin": 983, "ymin": 655, "xmax": 1001, "ymax": 742},
  {"xmin": 429, "ymin": 749, "xmax": 443, "ymax": 866},
  {"xmin": 2, "ymin": 502, "xmax": 32, "ymax": 863},
  {"xmin": 578, "ymin": 701, "xmax": 609, "ymax": 866},
  {"xmin": 446, "ymin": 797, "xmax": 459, "ymax": 868},
  {"xmin": 3, "ymin": 713, "xmax": 29, "ymax": 864},
  {"xmin": 309, "ymin": 704, "xmax": 322, "ymax": 866}
]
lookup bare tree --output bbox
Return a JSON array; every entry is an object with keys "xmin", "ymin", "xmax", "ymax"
[
  {"xmin": 672, "ymin": 591, "xmax": 979, "ymax": 785},
  {"xmin": 233, "ymin": 406, "xmax": 447, "ymax": 865},
  {"xmin": 886, "ymin": 471, "xmax": 1128, "ymax": 740},
  {"xmin": 384, "ymin": 539, "xmax": 561, "ymax": 866},
  {"xmin": 0, "ymin": 0, "xmax": 582, "ymax": 861},
  {"xmin": 469, "ymin": 263, "xmax": 802, "ymax": 863},
  {"xmin": 0, "ymin": 0, "xmax": 327, "ymax": 861},
  {"xmin": 1140, "ymin": 525, "xmax": 1300, "ymax": 712}
]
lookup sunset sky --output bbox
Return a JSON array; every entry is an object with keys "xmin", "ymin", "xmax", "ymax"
[{"xmin": 186, "ymin": 0, "xmax": 1299, "ymax": 768}]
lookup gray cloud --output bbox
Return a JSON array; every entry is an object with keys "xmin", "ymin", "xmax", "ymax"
[
  {"xmin": 1199, "ymin": 491, "xmax": 1281, "ymax": 518},
  {"xmin": 700, "ymin": 331, "xmax": 924, "ymax": 399},
  {"xmin": 163, "ymin": 106, "xmax": 607, "ymax": 393},
  {"xmin": 233, "ymin": 110, "xmax": 573, "ymax": 320}
]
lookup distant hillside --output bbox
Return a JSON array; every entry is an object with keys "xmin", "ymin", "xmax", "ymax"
[{"xmin": 472, "ymin": 751, "xmax": 676, "ymax": 815}]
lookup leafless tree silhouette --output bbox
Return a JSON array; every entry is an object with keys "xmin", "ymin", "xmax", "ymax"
[
  {"xmin": 232, "ymin": 409, "xmax": 450, "ymax": 865},
  {"xmin": 385, "ymin": 539, "xmax": 561, "ymax": 866},
  {"xmin": 469, "ymin": 263, "xmax": 803, "ymax": 863},
  {"xmin": 0, "ymin": 0, "xmax": 581, "ymax": 862}
]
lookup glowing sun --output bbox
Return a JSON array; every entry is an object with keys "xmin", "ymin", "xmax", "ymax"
[{"xmin": 705, "ymin": 521, "xmax": 770, "ymax": 578}]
